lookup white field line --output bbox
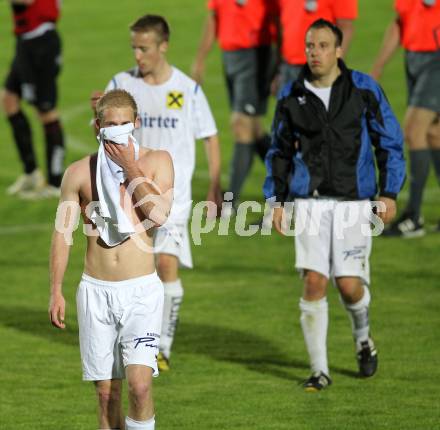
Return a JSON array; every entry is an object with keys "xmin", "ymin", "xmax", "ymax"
[{"xmin": 0, "ymin": 223, "xmax": 52, "ymax": 235}]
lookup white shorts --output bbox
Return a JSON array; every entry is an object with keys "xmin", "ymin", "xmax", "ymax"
[
  {"xmin": 76, "ymin": 272, "xmax": 164, "ymax": 381},
  {"xmin": 154, "ymin": 223, "xmax": 193, "ymax": 269},
  {"xmin": 294, "ymin": 199, "xmax": 372, "ymax": 285}
]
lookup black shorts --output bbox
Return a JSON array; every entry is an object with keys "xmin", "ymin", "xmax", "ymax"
[
  {"xmin": 222, "ymin": 45, "xmax": 276, "ymax": 116},
  {"xmin": 405, "ymin": 50, "xmax": 440, "ymax": 113},
  {"xmin": 4, "ymin": 29, "xmax": 62, "ymax": 112}
]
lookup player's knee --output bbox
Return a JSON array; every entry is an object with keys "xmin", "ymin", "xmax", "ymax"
[
  {"xmin": 128, "ymin": 379, "xmax": 151, "ymax": 407},
  {"xmin": 95, "ymin": 383, "xmax": 121, "ymax": 408},
  {"xmin": 303, "ymin": 271, "xmax": 327, "ymax": 299},
  {"xmin": 336, "ymin": 277, "xmax": 363, "ymax": 303},
  {"xmin": 427, "ymin": 120, "xmax": 440, "ymax": 149},
  {"xmin": 38, "ymin": 109, "xmax": 59, "ymax": 124},
  {"xmin": 231, "ymin": 113, "xmax": 253, "ymax": 142},
  {"xmin": 1, "ymin": 90, "xmax": 20, "ymax": 115},
  {"xmin": 404, "ymin": 119, "xmax": 428, "ymax": 149}
]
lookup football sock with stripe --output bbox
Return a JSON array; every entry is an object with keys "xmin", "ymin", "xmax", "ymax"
[
  {"xmin": 160, "ymin": 280, "xmax": 184, "ymax": 359},
  {"xmin": 44, "ymin": 119, "xmax": 65, "ymax": 187},
  {"xmin": 8, "ymin": 111, "xmax": 36, "ymax": 174},
  {"xmin": 300, "ymin": 297, "xmax": 329, "ymax": 375},
  {"xmin": 343, "ymin": 285, "xmax": 371, "ymax": 346}
]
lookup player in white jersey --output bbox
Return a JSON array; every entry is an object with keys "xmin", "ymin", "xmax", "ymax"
[{"xmin": 100, "ymin": 14, "xmax": 222, "ymax": 371}]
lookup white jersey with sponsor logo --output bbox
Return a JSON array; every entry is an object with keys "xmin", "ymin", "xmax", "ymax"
[{"xmin": 106, "ymin": 66, "xmax": 217, "ymax": 223}]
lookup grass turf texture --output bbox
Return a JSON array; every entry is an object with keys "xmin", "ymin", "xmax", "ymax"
[{"xmin": 0, "ymin": 0, "xmax": 439, "ymax": 428}]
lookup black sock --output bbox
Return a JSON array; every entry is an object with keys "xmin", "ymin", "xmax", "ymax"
[
  {"xmin": 229, "ymin": 142, "xmax": 255, "ymax": 206},
  {"xmin": 254, "ymin": 134, "xmax": 271, "ymax": 162},
  {"xmin": 430, "ymin": 149, "xmax": 440, "ymax": 185},
  {"xmin": 44, "ymin": 120, "xmax": 65, "ymax": 187},
  {"xmin": 405, "ymin": 149, "xmax": 431, "ymax": 219},
  {"xmin": 7, "ymin": 111, "xmax": 36, "ymax": 174}
]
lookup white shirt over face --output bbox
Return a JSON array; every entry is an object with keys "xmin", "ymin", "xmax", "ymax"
[{"xmin": 106, "ymin": 66, "xmax": 217, "ymax": 223}]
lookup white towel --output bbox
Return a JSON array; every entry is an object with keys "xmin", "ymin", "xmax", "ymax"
[{"xmin": 90, "ymin": 123, "xmax": 140, "ymax": 247}]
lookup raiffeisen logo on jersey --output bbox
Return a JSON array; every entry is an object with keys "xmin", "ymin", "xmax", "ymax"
[
  {"xmin": 139, "ymin": 112, "xmax": 179, "ymax": 129},
  {"xmin": 166, "ymin": 91, "xmax": 184, "ymax": 109}
]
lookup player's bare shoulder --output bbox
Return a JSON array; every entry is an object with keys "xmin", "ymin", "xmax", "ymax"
[
  {"xmin": 61, "ymin": 154, "xmax": 95, "ymax": 195},
  {"xmin": 138, "ymin": 148, "xmax": 174, "ymax": 180}
]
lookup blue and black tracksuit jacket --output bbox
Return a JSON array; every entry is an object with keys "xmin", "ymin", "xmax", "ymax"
[{"xmin": 264, "ymin": 60, "xmax": 406, "ymax": 203}]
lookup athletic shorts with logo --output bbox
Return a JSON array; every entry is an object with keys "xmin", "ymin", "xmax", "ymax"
[
  {"xmin": 294, "ymin": 199, "xmax": 373, "ymax": 285},
  {"xmin": 154, "ymin": 223, "xmax": 193, "ymax": 269},
  {"xmin": 76, "ymin": 272, "xmax": 164, "ymax": 381}
]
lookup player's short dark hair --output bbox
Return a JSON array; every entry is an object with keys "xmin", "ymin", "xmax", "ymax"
[
  {"xmin": 130, "ymin": 14, "xmax": 170, "ymax": 43},
  {"xmin": 96, "ymin": 89, "xmax": 138, "ymax": 123},
  {"xmin": 307, "ymin": 18, "xmax": 343, "ymax": 47}
]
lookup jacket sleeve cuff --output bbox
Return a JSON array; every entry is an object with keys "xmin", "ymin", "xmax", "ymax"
[{"xmin": 379, "ymin": 191, "xmax": 397, "ymax": 200}]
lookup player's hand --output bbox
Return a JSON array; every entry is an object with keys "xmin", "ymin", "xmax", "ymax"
[
  {"xmin": 272, "ymin": 206, "xmax": 285, "ymax": 235},
  {"xmin": 90, "ymin": 90, "xmax": 104, "ymax": 115},
  {"xmin": 205, "ymin": 184, "xmax": 223, "ymax": 218},
  {"xmin": 49, "ymin": 293, "xmax": 66, "ymax": 329},
  {"xmin": 370, "ymin": 65, "xmax": 383, "ymax": 81},
  {"xmin": 104, "ymin": 136, "xmax": 136, "ymax": 170},
  {"xmin": 376, "ymin": 196, "xmax": 396, "ymax": 224}
]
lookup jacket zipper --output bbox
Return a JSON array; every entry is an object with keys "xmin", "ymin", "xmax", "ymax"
[{"xmin": 304, "ymin": 89, "xmax": 333, "ymax": 194}]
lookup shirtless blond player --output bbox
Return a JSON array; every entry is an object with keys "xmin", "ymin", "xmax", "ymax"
[{"xmin": 48, "ymin": 89, "xmax": 174, "ymax": 430}]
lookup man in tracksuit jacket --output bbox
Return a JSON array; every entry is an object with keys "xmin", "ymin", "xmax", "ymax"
[{"xmin": 264, "ymin": 19, "xmax": 405, "ymax": 391}]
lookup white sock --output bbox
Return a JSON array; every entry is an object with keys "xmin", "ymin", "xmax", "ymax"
[
  {"xmin": 125, "ymin": 415, "xmax": 155, "ymax": 429},
  {"xmin": 342, "ymin": 285, "xmax": 371, "ymax": 347},
  {"xmin": 300, "ymin": 297, "xmax": 329, "ymax": 375},
  {"xmin": 160, "ymin": 279, "xmax": 184, "ymax": 358}
]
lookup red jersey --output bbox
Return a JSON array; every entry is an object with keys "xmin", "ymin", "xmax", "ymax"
[
  {"xmin": 279, "ymin": 0, "xmax": 358, "ymax": 65},
  {"xmin": 208, "ymin": 0, "xmax": 277, "ymax": 50},
  {"xmin": 396, "ymin": 0, "xmax": 440, "ymax": 51},
  {"xmin": 12, "ymin": 0, "xmax": 60, "ymax": 35}
]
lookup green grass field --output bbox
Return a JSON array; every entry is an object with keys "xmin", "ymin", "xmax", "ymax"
[{"xmin": 1, "ymin": 1, "xmax": 439, "ymax": 428}]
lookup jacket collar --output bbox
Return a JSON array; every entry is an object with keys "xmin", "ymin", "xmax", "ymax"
[{"xmin": 294, "ymin": 58, "xmax": 349, "ymax": 93}]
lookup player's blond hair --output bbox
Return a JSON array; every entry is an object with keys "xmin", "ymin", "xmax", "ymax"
[{"xmin": 96, "ymin": 89, "xmax": 138, "ymax": 123}]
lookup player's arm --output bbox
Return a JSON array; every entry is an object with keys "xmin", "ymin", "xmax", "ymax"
[
  {"xmin": 106, "ymin": 141, "xmax": 174, "ymax": 226},
  {"xmin": 365, "ymin": 79, "xmax": 406, "ymax": 223},
  {"xmin": 370, "ymin": 18, "xmax": 401, "ymax": 80},
  {"xmin": 263, "ymin": 97, "xmax": 296, "ymax": 235},
  {"xmin": 203, "ymin": 134, "xmax": 222, "ymax": 217},
  {"xmin": 49, "ymin": 164, "xmax": 82, "ymax": 329},
  {"xmin": 269, "ymin": 11, "xmax": 283, "ymax": 96},
  {"xmin": 333, "ymin": 0, "xmax": 358, "ymax": 57},
  {"xmin": 191, "ymin": 11, "xmax": 217, "ymax": 84},
  {"xmin": 336, "ymin": 19, "xmax": 355, "ymax": 57}
]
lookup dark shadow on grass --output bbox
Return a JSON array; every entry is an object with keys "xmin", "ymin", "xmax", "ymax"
[
  {"xmin": 177, "ymin": 322, "xmax": 360, "ymax": 381},
  {"xmin": 0, "ymin": 306, "xmax": 359, "ymax": 380},
  {"xmin": 0, "ymin": 305, "xmax": 79, "ymax": 347},
  {"xmin": 176, "ymin": 322, "xmax": 308, "ymax": 383},
  {"xmin": 329, "ymin": 365, "xmax": 359, "ymax": 378},
  {"xmin": 195, "ymin": 264, "xmax": 289, "ymax": 276}
]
